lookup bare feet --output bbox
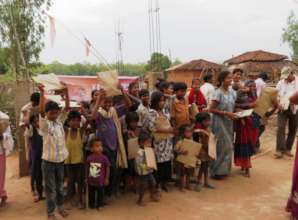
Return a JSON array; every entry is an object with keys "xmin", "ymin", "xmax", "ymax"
[
  {"xmin": 58, "ymin": 210, "xmax": 69, "ymax": 218},
  {"xmin": 48, "ymin": 213, "xmax": 58, "ymax": 220},
  {"xmin": 150, "ymin": 195, "xmax": 160, "ymax": 202},
  {"xmin": 0, "ymin": 197, "xmax": 7, "ymax": 207},
  {"xmin": 274, "ymin": 152, "xmax": 283, "ymax": 159},
  {"xmin": 204, "ymin": 183, "xmax": 215, "ymax": 189},
  {"xmin": 284, "ymin": 151, "xmax": 294, "ymax": 158},
  {"xmin": 137, "ymin": 200, "xmax": 146, "ymax": 206}
]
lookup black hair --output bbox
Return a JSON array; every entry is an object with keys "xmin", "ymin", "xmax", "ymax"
[
  {"xmin": 125, "ymin": 111, "xmax": 139, "ymax": 128},
  {"xmin": 192, "ymin": 78, "xmax": 201, "ymax": 86},
  {"xmin": 67, "ymin": 110, "xmax": 81, "ymax": 121},
  {"xmin": 139, "ymin": 89, "xmax": 149, "ymax": 98},
  {"xmin": 90, "ymin": 139, "xmax": 102, "ymax": 149},
  {"xmin": 150, "ymin": 91, "xmax": 164, "ymax": 110},
  {"xmin": 30, "ymin": 92, "xmax": 40, "ymax": 104},
  {"xmin": 158, "ymin": 81, "xmax": 170, "ymax": 92},
  {"xmin": 233, "ymin": 68, "xmax": 244, "ymax": 75},
  {"xmin": 128, "ymin": 81, "xmax": 138, "ymax": 92},
  {"xmin": 203, "ymin": 74, "xmax": 213, "ymax": 83},
  {"xmin": 138, "ymin": 130, "xmax": 151, "ymax": 145},
  {"xmin": 91, "ymin": 90, "xmax": 98, "ymax": 98},
  {"xmin": 29, "ymin": 113, "xmax": 39, "ymax": 125},
  {"xmin": 217, "ymin": 70, "xmax": 231, "ymax": 87},
  {"xmin": 80, "ymin": 101, "xmax": 90, "ymax": 110},
  {"xmin": 45, "ymin": 101, "xmax": 60, "ymax": 113},
  {"xmin": 179, "ymin": 124, "xmax": 192, "ymax": 138},
  {"xmin": 259, "ymin": 72, "xmax": 268, "ymax": 81},
  {"xmin": 155, "ymin": 78, "xmax": 165, "ymax": 90},
  {"xmin": 195, "ymin": 112, "xmax": 211, "ymax": 124},
  {"xmin": 173, "ymin": 82, "xmax": 187, "ymax": 92}
]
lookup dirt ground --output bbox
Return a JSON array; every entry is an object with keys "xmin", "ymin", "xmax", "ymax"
[{"xmin": 0, "ymin": 120, "xmax": 295, "ymax": 220}]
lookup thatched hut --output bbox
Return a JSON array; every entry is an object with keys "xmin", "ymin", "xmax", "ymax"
[
  {"xmin": 166, "ymin": 59, "xmax": 222, "ymax": 87},
  {"xmin": 224, "ymin": 50, "xmax": 298, "ymax": 82}
]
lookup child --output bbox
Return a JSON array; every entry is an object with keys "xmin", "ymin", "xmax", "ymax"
[
  {"xmin": 135, "ymin": 131, "xmax": 159, "ymax": 206},
  {"xmin": 64, "ymin": 110, "xmax": 85, "ymax": 209},
  {"xmin": 87, "ymin": 139, "xmax": 110, "ymax": 210},
  {"xmin": 123, "ymin": 112, "xmax": 140, "ymax": 191},
  {"xmin": 171, "ymin": 82, "xmax": 190, "ymax": 130},
  {"xmin": 175, "ymin": 124, "xmax": 194, "ymax": 191},
  {"xmin": 193, "ymin": 112, "xmax": 215, "ymax": 191},
  {"xmin": 38, "ymin": 84, "xmax": 70, "ymax": 219},
  {"xmin": 25, "ymin": 114, "xmax": 44, "ymax": 203},
  {"xmin": 136, "ymin": 89, "xmax": 150, "ymax": 131}
]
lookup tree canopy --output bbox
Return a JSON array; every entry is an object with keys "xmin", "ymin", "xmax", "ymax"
[
  {"xmin": 145, "ymin": 52, "xmax": 172, "ymax": 72},
  {"xmin": 0, "ymin": 0, "xmax": 52, "ymax": 79},
  {"xmin": 283, "ymin": 11, "xmax": 298, "ymax": 61}
]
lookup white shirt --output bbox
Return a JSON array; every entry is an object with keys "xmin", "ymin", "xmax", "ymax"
[
  {"xmin": 255, "ymin": 78, "xmax": 266, "ymax": 97},
  {"xmin": 200, "ymin": 82, "xmax": 215, "ymax": 104},
  {"xmin": 276, "ymin": 76, "xmax": 298, "ymax": 113},
  {"xmin": 136, "ymin": 103, "xmax": 150, "ymax": 129}
]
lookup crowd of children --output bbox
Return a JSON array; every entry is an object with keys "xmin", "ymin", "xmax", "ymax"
[{"xmin": 19, "ymin": 69, "xmax": 278, "ymax": 219}]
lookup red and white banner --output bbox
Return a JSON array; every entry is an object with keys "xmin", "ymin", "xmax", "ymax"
[{"xmin": 57, "ymin": 75, "xmax": 139, "ymax": 102}]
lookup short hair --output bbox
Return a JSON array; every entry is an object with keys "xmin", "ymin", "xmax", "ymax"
[
  {"xmin": 138, "ymin": 130, "xmax": 151, "ymax": 144},
  {"xmin": 203, "ymin": 74, "xmax": 213, "ymax": 83},
  {"xmin": 90, "ymin": 139, "xmax": 102, "ymax": 149},
  {"xmin": 67, "ymin": 110, "xmax": 81, "ymax": 121},
  {"xmin": 139, "ymin": 89, "xmax": 149, "ymax": 98},
  {"xmin": 125, "ymin": 111, "xmax": 139, "ymax": 127},
  {"xmin": 158, "ymin": 81, "xmax": 170, "ymax": 92},
  {"xmin": 80, "ymin": 101, "xmax": 90, "ymax": 110},
  {"xmin": 179, "ymin": 124, "xmax": 192, "ymax": 137},
  {"xmin": 128, "ymin": 81, "xmax": 138, "ymax": 92},
  {"xmin": 233, "ymin": 68, "xmax": 244, "ymax": 75},
  {"xmin": 173, "ymin": 82, "xmax": 187, "ymax": 92},
  {"xmin": 45, "ymin": 101, "xmax": 60, "ymax": 113},
  {"xmin": 195, "ymin": 112, "xmax": 211, "ymax": 124},
  {"xmin": 259, "ymin": 72, "xmax": 268, "ymax": 81},
  {"xmin": 150, "ymin": 91, "xmax": 164, "ymax": 110},
  {"xmin": 30, "ymin": 92, "xmax": 40, "ymax": 104}
]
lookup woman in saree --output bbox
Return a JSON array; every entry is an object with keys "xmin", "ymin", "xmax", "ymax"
[
  {"xmin": 234, "ymin": 80, "xmax": 258, "ymax": 177},
  {"xmin": 209, "ymin": 71, "xmax": 237, "ymax": 179}
]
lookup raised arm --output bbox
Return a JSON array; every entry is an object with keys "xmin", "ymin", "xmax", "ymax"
[
  {"xmin": 38, "ymin": 84, "xmax": 46, "ymax": 118},
  {"xmin": 118, "ymin": 84, "xmax": 133, "ymax": 108},
  {"xmin": 91, "ymin": 90, "xmax": 105, "ymax": 119},
  {"xmin": 63, "ymin": 84, "xmax": 70, "ymax": 111}
]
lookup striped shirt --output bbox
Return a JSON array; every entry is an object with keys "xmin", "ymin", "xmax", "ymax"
[{"xmin": 39, "ymin": 113, "xmax": 68, "ymax": 163}]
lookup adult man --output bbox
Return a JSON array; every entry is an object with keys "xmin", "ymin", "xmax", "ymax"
[
  {"xmin": 275, "ymin": 67, "xmax": 298, "ymax": 158},
  {"xmin": 200, "ymin": 73, "xmax": 215, "ymax": 105},
  {"xmin": 255, "ymin": 72, "xmax": 268, "ymax": 97}
]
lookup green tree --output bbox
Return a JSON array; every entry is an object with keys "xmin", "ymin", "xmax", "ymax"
[
  {"xmin": 0, "ymin": 47, "xmax": 9, "ymax": 74},
  {"xmin": 283, "ymin": 11, "xmax": 298, "ymax": 61},
  {"xmin": 0, "ymin": 0, "xmax": 52, "ymax": 79},
  {"xmin": 145, "ymin": 52, "xmax": 171, "ymax": 72}
]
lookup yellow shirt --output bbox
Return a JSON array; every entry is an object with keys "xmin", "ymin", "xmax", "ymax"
[
  {"xmin": 171, "ymin": 98, "xmax": 190, "ymax": 128},
  {"xmin": 65, "ymin": 129, "xmax": 83, "ymax": 164}
]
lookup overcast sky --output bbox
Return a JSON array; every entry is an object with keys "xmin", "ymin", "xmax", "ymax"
[{"xmin": 40, "ymin": 0, "xmax": 298, "ymax": 65}]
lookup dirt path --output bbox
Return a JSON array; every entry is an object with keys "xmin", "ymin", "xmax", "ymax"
[{"xmin": 0, "ymin": 123, "xmax": 294, "ymax": 220}]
